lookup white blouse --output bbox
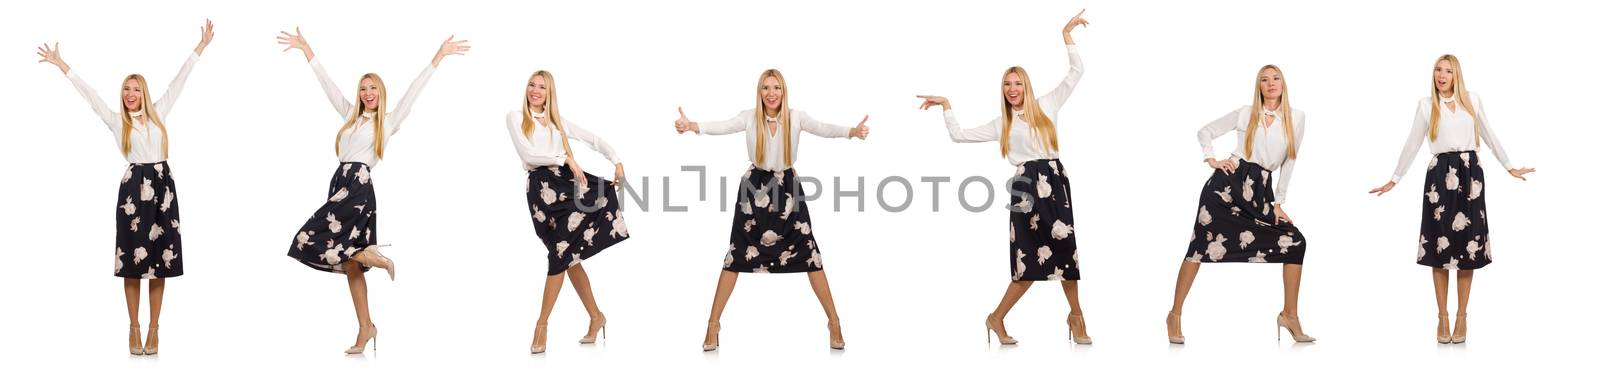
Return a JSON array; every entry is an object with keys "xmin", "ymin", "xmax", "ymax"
[
  {"xmin": 505, "ymin": 111, "xmax": 623, "ymax": 170},
  {"xmin": 66, "ymin": 53, "xmax": 199, "ymax": 164},
  {"xmin": 696, "ymin": 109, "xmax": 855, "ymax": 171},
  {"xmin": 308, "ymin": 57, "xmax": 436, "ymax": 167},
  {"xmin": 1389, "ymin": 93, "xmax": 1514, "ymax": 183},
  {"xmin": 942, "ymin": 45, "xmax": 1085, "ymax": 167},
  {"xmin": 1196, "ymin": 106, "xmax": 1308, "ymax": 204}
]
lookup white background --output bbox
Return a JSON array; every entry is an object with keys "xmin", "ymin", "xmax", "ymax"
[{"xmin": 1, "ymin": 0, "xmax": 1593, "ymax": 377}]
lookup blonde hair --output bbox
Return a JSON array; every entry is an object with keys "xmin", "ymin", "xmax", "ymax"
[
  {"xmin": 998, "ymin": 67, "xmax": 1058, "ymax": 158},
  {"xmin": 754, "ymin": 69, "xmax": 793, "ymax": 167},
  {"xmin": 1429, "ymin": 54, "xmax": 1479, "ymax": 145},
  {"xmin": 336, "ymin": 73, "xmax": 387, "ymax": 159},
  {"xmin": 521, "ymin": 70, "xmax": 575, "ymax": 160},
  {"xmin": 1244, "ymin": 64, "xmax": 1297, "ymax": 160},
  {"xmin": 119, "ymin": 74, "xmax": 169, "ymax": 158}
]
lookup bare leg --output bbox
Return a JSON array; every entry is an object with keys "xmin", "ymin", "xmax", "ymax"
[
  {"xmin": 988, "ymin": 280, "xmax": 1033, "ymax": 341},
  {"xmin": 144, "ymin": 278, "xmax": 165, "ymax": 354},
  {"xmin": 1167, "ymin": 261, "xmax": 1201, "ymax": 340},
  {"xmin": 807, "ymin": 270, "xmax": 844, "ymax": 348},
  {"xmin": 1279, "ymin": 264, "xmax": 1312, "ymax": 339},
  {"xmin": 1061, "ymin": 280, "xmax": 1091, "ymax": 341},
  {"xmin": 1453, "ymin": 269, "xmax": 1474, "ymax": 342},
  {"xmin": 703, "ymin": 270, "xmax": 738, "ymax": 349},
  {"xmin": 530, "ymin": 271, "xmax": 565, "ymax": 352},
  {"xmin": 124, "ymin": 279, "xmax": 142, "ymax": 354},
  {"xmin": 1433, "ymin": 268, "xmax": 1450, "ymax": 341},
  {"xmin": 567, "ymin": 264, "xmax": 606, "ymax": 341},
  {"xmin": 344, "ymin": 261, "xmax": 375, "ymax": 352}
]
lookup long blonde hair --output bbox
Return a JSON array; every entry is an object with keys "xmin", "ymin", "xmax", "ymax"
[
  {"xmin": 998, "ymin": 67, "xmax": 1058, "ymax": 158},
  {"xmin": 754, "ymin": 69, "xmax": 793, "ymax": 167},
  {"xmin": 119, "ymin": 74, "xmax": 169, "ymax": 158},
  {"xmin": 336, "ymin": 73, "xmax": 387, "ymax": 159},
  {"xmin": 521, "ymin": 70, "xmax": 575, "ymax": 159},
  {"xmin": 1429, "ymin": 54, "xmax": 1479, "ymax": 145},
  {"xmin": 1244, "ymin": 65, "xmax": 1297, "ymax": 160}
]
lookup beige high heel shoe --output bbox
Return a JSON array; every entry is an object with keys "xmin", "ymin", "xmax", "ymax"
[
  {"xmin": 1276, "ymin": 312, "xmax": 1316, "ymax": 343},
  {"xmin": 1166, "ymin": 312, "xmax": 1185, "ymax": 344},
  {"xmin": 128, "ymin": 324, "xmax": 144, "ymax": 355},
  {"xmin": 530, "ymin": 323, "xmax": 549, "ymax": 354},
  {"xmin": 1067, "ymin": 313, "xmax": 1092, "ymax": 345},
  {"xmin": 827, "ymin": 321, "xmax": 845, "ymax": 350},
  {"xmin": 578, "ymin": 314, "xmax": 606, "ymax": 344},
  {"xmin": 142, "ymin": 324, "xmax": 159, "ymax": 355},
  {"xmin": 702, "ymin": 321, "xmax": 721, "ymax": 351},
  {"xmin": 985, "ymin": 313, "xmax": 1018, "ymax": 345},
  {"xmin": 355, "ymin": 245, "xmax": 396, "ymax": 281},
  {"xmin": 344, "ymin": 324, "xmax": 378, "ymax": 354},
  {"xmin": 1451, "ymin": 313, "xmax": 1468, "ymax": 344},
  {"xmin": 1437, "ymin": 313, "xmax": 1452, "ymax": 344}
]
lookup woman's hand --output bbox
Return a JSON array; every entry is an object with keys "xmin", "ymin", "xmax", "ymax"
[
  {"xmin": 1368, "ymin": 181, "xmax": 1396, "ymax": 196},
  {"xmin": 1508, "ymin": 167, "xmax": 1536, "ymax": 180},
  {"xmin": 916, "ymin": 95, "xmax": 951, "ymax": 111},
  {"xmin": 1272, "ymin": 205, "xmax": 1294, "ymax": 225},
  {"xmin": 613, "ymin": 163, "xmax": 626, "ymax": 188},
  {"xmin": 674, "ymin": 107, "xmax": 699, "ymax": 134},
  {"xmin": 194, "ymin": 19, "xmax": 215, "ymax": 56},
  {"xmin": 1206, "ymin": 157, "xmax": 1237, "ymax": 175},
  {"xmin": 567, "ymin": 157, "xmax": 588, "ymax": 189},
  {"xmin": 277, "ymin": 27, "xmax": 314, "ymax": 62},
  {"xmin": 432, "ymin": 35, "xmax": 470, "ymax": 67},
  {"xmin": 850, "ymin": 115, "xmax": 871, "ymax": 139},
  {"xmin": 36, "ymin": 42, "xmax": 69, "ymax": 74},
  {"xmin": 1062, "ymin": 9, "xmax": 1089, "ymax": 45}
]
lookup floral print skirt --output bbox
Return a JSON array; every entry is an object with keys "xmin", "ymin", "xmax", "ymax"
[
  {"xmin": 1008, "ymin": 159, "xmax": 1080, "ymax": 281},
  {"xmin": 722, "ymin": 166, "xmax": 822, "ymax": 273},
  {"xmin": 1417, "ymin": 151, "xmax": 1492, "ymax": 270},
  {"xmin": 287, "ymin": 162, "xmax": 378, "ymax": 274},
  {"xmin": 525, "ymin": 165, "xmax": 629, "ymax": 276},
  {"xmin": 1185, "ymin": 160, "xmax": 1307, "ymax": 264},
  {"xmin": 114, "ymin": 162, "xmax": 183, "ymax": 279}
]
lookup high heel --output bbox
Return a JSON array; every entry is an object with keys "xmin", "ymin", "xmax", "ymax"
[
  {"xmin": 579, "ymin": 313, "xmax": 607, "ymax": 344},
  {"xmin": 1450, "ymin": 313, "xmax": 1467, "ymax": 344},
  {"xmin": 356, "ymin": 246, "xmax": 396, "ymax": 281},
  {"xmin": 1166, "ymin": 312, "xmax": 1185, "ymax": 344},
  {"xmin": 827, "ymin": 321, "xmax": 845, "ymax": 350},
  {"xmin": 344, "ymin": 324, "xmax": 378, "ymax": 354},
  {"xmin": 984, "ymin": 313, "xmax": 1018, "ymax": 345},
  {"xmin": 128, "ymin": 324, "xmax": 144, "ymax": 355},
  {"xmin": 1276, "ymin": 312, "xmax": 1316, "ymax": 343},
  {"xmin": 142, "ymin": 324, "xmax": 159, "ymax": 355},
  {"xmin": 1067, "ymin": 313, "xmax": 1092, "ymax": 345},
  {"xmin": 531, "ymin": 323, "xmax": 549, "ymax": 354},
  {"xmin": 702, "ymin": 321, "xmax": 720, "ymax": 351},
  {"xmin": 1437, "ymin": 313, "xmax": 1452, "ymax": 344}
]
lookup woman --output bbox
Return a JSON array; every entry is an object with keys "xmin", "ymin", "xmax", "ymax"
[
  {"xmin": 1369, "ymin": 54, "xmax": 1534, "ymax": 344},
  {"xmin": 673, "ymin": 69, "xmax": 870, "ymax": 351},
  {"xmin": 508, "ymin": 70, "xmax": 630, "ymax": 354},
  {"xmin": 1166, "ymin": 64, "xmax": 1315, "ymax": 344},
  {"xmin": 915, "ymin": 9, "xmax": 1093, "ymax": 346},
  {"xmin": 276, "ymin": 27, "xmax": 468, "ymax": 354},
  {"xmin": 37, "ymin": 20, "xmax": 213, "ymax": 356}
]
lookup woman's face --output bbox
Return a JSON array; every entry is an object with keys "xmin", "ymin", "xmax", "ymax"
[
  {"xmin": 1002, "ymin": 72, "xmax": 1025, "ymax": 108},
  {"xmin": 121, "ymin": 78, "xmax": 143, "ymax": 111},
  {"xmin": 1433, "ymin": 60, "xmax": 1456, "ymax": 94},
  {"xmin": 1258, "ymin": 67, "xmax": 1283, "ymax": 103},
  {"xmin": 760, "ymin": 75, "xmax": 783, "ymax": 112},
  {"xmin": 358, "ymin": 77, "xmax": 380, "ymax": 111},
  {"xmin": 527, "ymin": 75, "xmax": 549, "ymax": 109}
]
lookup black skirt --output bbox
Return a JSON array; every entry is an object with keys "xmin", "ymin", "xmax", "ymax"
[
  {"xmin": 114, "ymin": 162, "xmax": 183, "ymax": 279},
  {"xmin": 1008, "ymin": 159, "xmax": 1080, "ymax": 281},
  {"xmin": 1184, "ymin": 160, "xmax": 1307, "ymax": 264},
  {"xmin": 287, "ymin": 162, "xmax": 378, "ymax": 274},
  {"xmin": 722, "ymin": 166, "xmax": 823, "ymax": 273},
  {"xmin": 1417, "ymin": 151, "xmax": 1491, "ymax": 270},
  {"xmin": 525, "ymin": 165, "xmax": 630, "ymax": 276}
]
